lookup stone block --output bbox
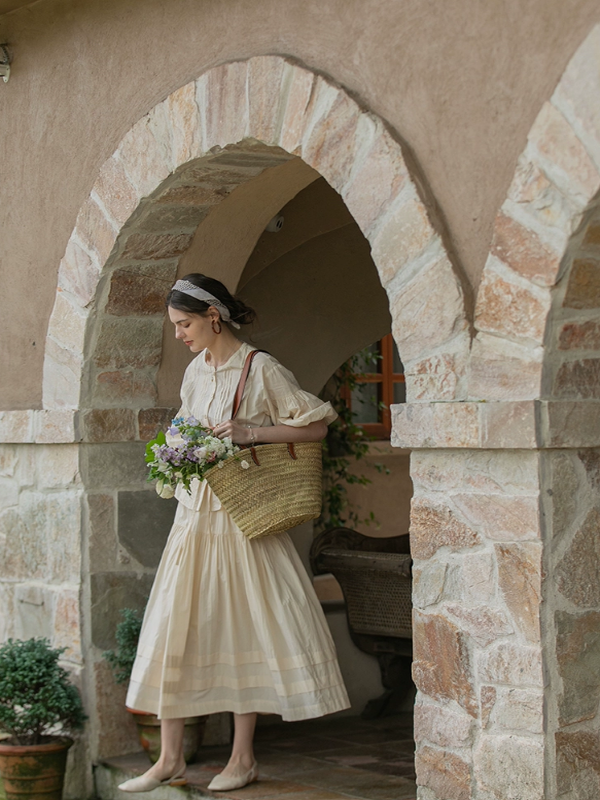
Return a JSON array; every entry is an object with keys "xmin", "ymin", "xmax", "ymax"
[
  {"xmin": 0, "ymin": 445, "xmax": 18, "ymax": 477},
  {"xmin": 300, "ymin": 79, "xmax": 363, "ymax": 191},
  {"xmin": 120, "ymin": 232, "xmax": 193, "ymax": 261},
  {"xmin": 117, "ymin": 115, "xmax": 172, "ymax": 198},
  {"xmin": 82, "ymin": 409, "xmax": 137, "ymax": 444},
  {"xmin": 412, "ymin": 561, "xmax": 447, "ymax": 608},
  {"xmin": 443, "ymin": 604, "xmax": 513, "ymax": 647},
  {"xmin": 474, "ymin": 734, "xmax": 544, "ymax": 800},
  {"xmin": 553, "ymin": 358, "xmax": 600, "ymax": 400},
  {"xmin": 412, "ymin": 611, "xmax": 477, "ymax": 716},
  {"xmin": 47, "ymin": 289, "xmax": 89, "ymax": 356},
  {"xmin": 556, "ymin": 507, "xmax": 600, "ymax": 608},
  {"xmin": 556, "ymin": 730, "xmax": 600, "ymax": 797},
  {"xmin": 564, "ymin": 257, "xmax": 600, "ymax": 310},
  {"xmin": 410, "ymin": 498, "xmax": 480, "ymax": 560},
  {"xmin": 33, "ymin": 410, "xmax": 80, "ymax": 444},
  {"xmin": 405, "ymin": 349, "xmax": 464, "ymax": 402},
  {"xmin": 415, "ymin": 745, "xmax": 471, "ymax": 800},
  {"xmin": 53, "ymin": 589, "xmax": 82, "ymax": 664},
  {"xmin": 477, "ymin": 642, "xmax": 543, "ymax": 688},
  {"xmin": 480, "ymin": 685, "xmax": 496, "ymax": 728},
  {"xmin": 94, "ymin": 371, "xmax": 157, "ymax": 407},
  {"xmin": 461, "ymin": 552, "xmax": 495, "ymax": 603},
  {"xmin": 57, "ymin": 240, "xmax": 100, "ymax": 308},
  {"xmin": 480, "ymin": 400, "xmax": 537, "ymax": 449},
  {"xmin": 491, "ymin": 211, "xmax": 561, "ymax": 286},
  {"xmin": 13, "ymin": 584, "xmax": 55, "ymax": 641},
  {"xmin": 94, "ymin": 659, "xmax": 140, "ymax": 759},
  {"xmin": 452, "ymin": 493, "xmax": 540, "ymax": 542},
  {"xmin": 156, "ymin": 183, "xmax": 231, "ymax": 206},
  {"xmin": 164, "ymin": 80, "xmax": 203, "ymax": 165},
  {"xmin": 0, "ymin": 582, "xmax": 15, "ymax": 640},
  {"xmin": 390, "ymin": 255, "xmax": 468, "ymax": 364},
  {"xmin": 552, "ymin": 25, "xmax": 600, "ymax": 170},
  {"xmin": 46, "ymin": 491, "xmax": 82, "ymax": 583},
  {"xmin": 391, "ymin": 402, "xmax": 480, "ymax": 449},
  {"xmin": 506, "ymin": 157, "xmax": 574, "ymax": 233},
  {"xmin": 549, "ymin": 452, "xmax": 580, "ymax": 540},
  {"xmin": 475, "ymin": 258, "xmax": 549, "ymax": 344},
  {"xmin": 279, "ymin": 65, "xmax": 315, "ymax": 153},
  {"xmin": 42, "ymin": 340, "xmax": 83, "ymax": 410},
  {"xmin": 370, "ymin": 185, "xmax": 434, "ymax": 287},
  {"xmin": 583, "ymin": 219, "xmax": 600, "ymax": 248},
  {"xmin": 136, "ymin": 204, "xmax": 208, "ymax": 233},
  {"xmin": 343, "ymin": 124, "xmax": 408, "ymax": 235},
  {"xmin": 556, "ymin": 610, "xmax": 600, "ymax": 726},
  {"xmin": 496, "ymin": 542, "xmax": 542, "ymax": 642},
  {"xmin": 543, "ymin": 400, "xmax": 600, "ymax": 447},
  {"xmin": 138, "ymin": 407, "xmax": 178, "ymax": 441},
  {"xmin": 247, "ymin": 55, "xmax": 287, "ymax": 144},
  {"xmin": 414, "ymin": 701, "xmax": 474, "ymax": 749},
  {"xmin": 468, "ymin": 332, "xmax": 542, "ymax": 401},
  {"xmin": 0, "ymin": 497, "xmax": 47, "ymax": 580},
  {"xmin": 529, "ymin": 101, "xmax": 600, "ymax": 200},
  {"xmin": 35, "ymin": 444, "xmax": 80, "ymax": 488},
  {"xmin": 88, "ymin": 493, "xmax": 117, "ymax": 574},
  {"xmin": 80, "ymin": 443, "xmax": 149, "ymax": 490},
  {"xmin": 90, "ymin": 571, "xmax": 154, "ymax": 650},
  {"xmin": 200, "ymin": 61, "xmax": 249, "ymax": 150},
  {"xmin": 117, "ymin": 490, "xmax": 176, "ymax": 568},
  {"xmin": 94, "ymin": 155, "xmax": 140, "ymax": 228},
  {"xmin": 578, "ymin": 449, "xmax": 600, "ymax": 491},
  {"xmin": 94, "ymin": 317, "xmax": 163, "ymax": 370},
  {"xmin": 75, "ymin": 195, "xmax": 118, "ymax": 265},
  {"xmin": 106, "ymin": 263, "xmax": 175, "ymax": 317},
  {"xmin": 488, "ymin": 687, "xmax": 544, "ymax": 734},
  {"xmin": 559, "ymin": 320, "xmax": 600, "ymax": 350}
]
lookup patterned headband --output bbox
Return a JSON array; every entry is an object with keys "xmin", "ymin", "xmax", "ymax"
[{"xmin": 171, "ymin": 280, "xmax": 241, "ymax": 329}]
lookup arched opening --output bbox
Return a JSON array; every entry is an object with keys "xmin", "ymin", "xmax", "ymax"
[{"xmin": 41, "ymin": 55, "xmax": 469, "ymax": 797}]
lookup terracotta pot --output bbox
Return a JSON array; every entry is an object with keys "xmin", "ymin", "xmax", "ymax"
[
  {"xmin": 0, "ymin": 738, "xmax": 72, "ymax": 800},
  {"xmin": 126, "ymin": 709, "xmax": 207, "ymax": 764}
]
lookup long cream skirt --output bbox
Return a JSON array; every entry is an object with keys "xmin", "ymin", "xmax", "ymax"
[{"xmin": 125, "ymin": 483, "xmax": 350, "ymax": 720}]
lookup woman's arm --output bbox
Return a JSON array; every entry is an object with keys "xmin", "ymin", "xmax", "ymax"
[{"xmin": 214, "ymin": 419, "xmax": 327, "ymax": 446}]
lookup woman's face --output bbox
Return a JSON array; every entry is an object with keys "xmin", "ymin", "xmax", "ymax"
[{"xmin": 168, "ymin": 306, "xmax": 216, "ymax": 353}]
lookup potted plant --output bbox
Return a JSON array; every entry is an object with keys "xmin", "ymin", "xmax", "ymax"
[
  {"xmin": 0, "ymin": 638, "xmax": 86, "ymax": 800},
  {"xmin": 103, "ymin": 609, "xmax": 206, "ymax": 764}
]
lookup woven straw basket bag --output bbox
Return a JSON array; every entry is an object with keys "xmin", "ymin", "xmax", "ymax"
[{"xmin": 205, "ymin": 350, "xmax": 323, "ymax": 540}]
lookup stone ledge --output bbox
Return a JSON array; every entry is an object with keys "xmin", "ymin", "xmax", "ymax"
[{"xmin": 391, "ymin": 400, "xmax": 600, "ymax": 449}]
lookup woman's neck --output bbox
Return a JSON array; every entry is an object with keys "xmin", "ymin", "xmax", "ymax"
[{"xmin": 205, "ymin": 331, "xmax": 242, "ymax": 367}]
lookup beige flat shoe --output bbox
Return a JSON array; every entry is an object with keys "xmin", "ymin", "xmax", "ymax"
[
  {"xmin": 118, "ymin": 766, "xmax": 187, "ymax": 793},
  {"xmin": 207, "ymin": 761, "xmax": 259, "ymax": 792}
]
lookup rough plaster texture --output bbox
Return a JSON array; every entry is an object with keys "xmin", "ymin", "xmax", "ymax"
[{"xmin": 2, "ymin": 0, "xmax": 600, "ymax": 407}]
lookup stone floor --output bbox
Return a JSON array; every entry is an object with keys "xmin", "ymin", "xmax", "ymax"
[{"xmin": 97, "ymin": 713, "xmax": 416, "ymax": 800}]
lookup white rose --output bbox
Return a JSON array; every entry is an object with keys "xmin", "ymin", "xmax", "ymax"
[
  {"xmin": 240, "ymin": 460, "xmax": 250, "ymax": 470},
  {"xmin": 156, "ymin": 480, "xmax": 175, "ymax": 499}
]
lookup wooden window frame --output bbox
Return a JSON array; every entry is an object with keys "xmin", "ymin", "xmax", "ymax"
[{"xmin": 342, "ymin": 334, "xmax": 405, "ymax": 440}]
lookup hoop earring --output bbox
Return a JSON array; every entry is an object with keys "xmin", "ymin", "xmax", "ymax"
[{"xmin": 211, "ymin": 318, "xmax": 222, "ymax": 335}]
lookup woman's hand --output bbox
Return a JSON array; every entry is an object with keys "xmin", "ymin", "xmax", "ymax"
[
  {"xmin": 212, "ymin": 420, "xmax": 253, "ymax": 445},
  {"xmin": 213, "ymin": 419, "xmax": 327, "ymax": 445}
]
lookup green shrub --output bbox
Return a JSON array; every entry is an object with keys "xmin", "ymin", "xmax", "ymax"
[
  {"xmin": 102, "ymin": 608, "xmax": 143, "ymax": 685},
  {"xmin": 0, "ymin": 638, "xmax": 86, "ymax": 746}
]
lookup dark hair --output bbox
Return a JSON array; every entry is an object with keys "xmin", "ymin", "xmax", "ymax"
[{"xmin": 166, "ymin": 273, "xmax": 256, "ymax": 326}]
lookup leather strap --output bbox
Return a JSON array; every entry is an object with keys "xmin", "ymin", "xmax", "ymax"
[{"xmin": 231, "ymin": 349, "xmax": 266, "ymax": 420}]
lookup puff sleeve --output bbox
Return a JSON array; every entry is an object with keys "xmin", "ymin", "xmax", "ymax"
[{"xmin": 260, "ymin": 360, "xmax": 337, "ymax": 428}]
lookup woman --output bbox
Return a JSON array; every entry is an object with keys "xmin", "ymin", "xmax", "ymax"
[{"xmin": 119, "ymin": 274, "xmax": 350, "ymax": 793}]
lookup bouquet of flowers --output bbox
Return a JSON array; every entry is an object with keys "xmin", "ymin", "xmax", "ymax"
[{"xmin": 145, "ymin": 416, "xmax": 240, "ymax": 499}]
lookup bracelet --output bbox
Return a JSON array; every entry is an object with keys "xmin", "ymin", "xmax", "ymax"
[{"xmin": 246, "ymin": 425, "xmax": 256, "ymax": 446}]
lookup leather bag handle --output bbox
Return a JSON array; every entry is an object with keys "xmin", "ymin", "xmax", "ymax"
[{"xmin": 231, "ymin": 349, "xmax": 266, "ymax": 420}]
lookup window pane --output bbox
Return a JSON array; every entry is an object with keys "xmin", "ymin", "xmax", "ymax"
[
  {"xmin": 351, "ymin": 382, "xmax": 379, "ymax": 423},
  {"xmin": 353, "ymin": 343, "xmax": 380, "ymax": 375},
  {"xmin": 392, "ymin": 339, "xmax": 404, "ymax": 374},
  {"xmin": 393, "ymin": 381, "xmax": 406, "ymax": 404}
]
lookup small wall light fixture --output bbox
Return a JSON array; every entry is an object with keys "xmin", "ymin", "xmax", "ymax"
[
  {"xmin": 265, "ymin": 214, "xmax": 284, "ymax": 233},
  {"xmin": 0, "ymin": 44, "xmax": 11, "ymax": 83}
]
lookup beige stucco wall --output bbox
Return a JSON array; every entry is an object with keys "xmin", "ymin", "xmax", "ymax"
[{"xmin": 1, "ymin": 0, "xmax": 599, "ymax": 408}]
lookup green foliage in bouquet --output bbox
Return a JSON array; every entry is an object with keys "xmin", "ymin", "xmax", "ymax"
[
  {"xmin": 102, "ymin": 608, "xmax": 143, "ymax": 685},
  {"xmin": 0, "ymin": 638, "xmax": 86, "ymax": 745},
  {"xmin": 318, "ymin": 349, "xmax": 389, "ymax": 531},
  {"xmin": 146, "ymin": 416, "xmax": 240, "ymax": 499}
]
